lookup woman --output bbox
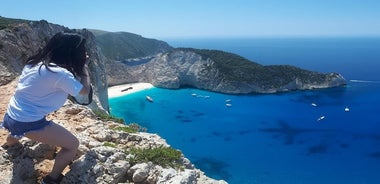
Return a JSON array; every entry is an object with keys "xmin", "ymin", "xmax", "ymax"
[{"xmin": 1, "ymin": 32, "xmax": 91, "ymax": 184}]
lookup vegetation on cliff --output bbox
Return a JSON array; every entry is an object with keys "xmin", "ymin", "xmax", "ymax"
[
  {"xmin": 91, "ymin": 30, "xmax": 173, "ymax": 60},
  {"xmin": 128, "ymin": 146, "xmax": 183, "ymax": 169},
  {"xmin": 0, "ymin": 16, "xmax": 30, "ymax": 30}
]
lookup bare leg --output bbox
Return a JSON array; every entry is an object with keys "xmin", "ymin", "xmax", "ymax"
[{"xmin": 25, "ymin": 122, "xmax": 79, "ymax": 179}]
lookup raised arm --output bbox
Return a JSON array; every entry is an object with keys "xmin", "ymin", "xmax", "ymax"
[{"xmin": 79, "ymin": 62, "xmax": 91, "ymax": 95}]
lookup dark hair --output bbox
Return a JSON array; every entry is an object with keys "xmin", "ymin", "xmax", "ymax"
[{"xmin": 28, "ymin": 32, "xmax": 87, "ymax": 77}]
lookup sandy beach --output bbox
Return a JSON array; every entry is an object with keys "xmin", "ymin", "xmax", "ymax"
[{"xmin": 108, "ymin": 83, "xmax": 154, "ymax": 98}]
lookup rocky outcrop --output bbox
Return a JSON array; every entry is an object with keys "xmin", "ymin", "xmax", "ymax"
[
  {"xmin": 0, "ymin": 99, "xmax": 226, "ymax": 184},
  {"xmin": 0, "ymin": 20, "xmax": 109, "ymax": 111},
  {"xmin": 107, "ymin": 49, "xmax": 346, "ymax": 93},
  {"xmin": 0, "ymin": 19, "xmax": 226, "ymax": 183},
  {"xmin": 0, "ymin": 20, "xmax": 63, "ymax": 85}
]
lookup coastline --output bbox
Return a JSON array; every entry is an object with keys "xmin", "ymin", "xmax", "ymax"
[{"xmin": 108, "ymin": 83, "xmax": 154, "ymax": 98}]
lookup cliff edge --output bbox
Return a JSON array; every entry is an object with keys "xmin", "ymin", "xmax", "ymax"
[
  {"xmin": 0, "ymin": 80, "xmax": 226, "ymax": 184},
  {"xmin": 0, "ymin": 17, "xmax": 226, "ymax": 183}
]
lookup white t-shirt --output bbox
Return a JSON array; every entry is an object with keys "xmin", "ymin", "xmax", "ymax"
[{"xmin": 7, "ymin": 62, "xmax": 83, "ymax": 122}]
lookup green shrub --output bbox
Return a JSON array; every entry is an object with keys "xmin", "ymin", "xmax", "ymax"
[
  {"xmin": 127, "ymin": 146, "xmax": 182, "ymax": 169},
  {"xmin": 103, "ymin": 142, "xmax": 117, "ymax": 148},
  {"xmin": 93, "ymin": 110, "xmax": 124, "ymax": 123},
  {"xmin": 112, "ymin": 123, "xmax": 146, "ymax": 133}
]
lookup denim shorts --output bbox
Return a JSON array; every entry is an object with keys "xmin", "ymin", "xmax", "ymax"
[{"xmin": 1, "ymin": 113, "xmax": 51, "ymax": 138}]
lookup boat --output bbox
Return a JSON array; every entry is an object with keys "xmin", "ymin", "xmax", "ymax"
[
  {"xmin": 317, "ymin": 116, "xmax": 325, "ymax": 121},
  {"xmin": 344, "ymin": 107, "xmax": 350, "ymax": 112},
  {"xmin": 311, "ymin": 103, "xmax": 317, "ymax": 107},
  {"xmin": 146, "ymin": 96, "xmax": 154, "ymax": 102},
  {"xmin": 121, "ymin": 86, "xmax": 133, "ymax": 92},
  {"xmin": 226, "ymin": 103, "xmax": 232, "ymax": 107}
]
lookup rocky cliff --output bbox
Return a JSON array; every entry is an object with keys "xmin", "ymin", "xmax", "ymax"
[
  {"xmin": 107, "ymin": 49, "xmax": 346, "ymax": 93},
  {"xmin": 0, "ymin": 19, "xmax": 109, "ymax": 112},
  {"xmin": 0, "ymin": 81, "xmax": 226, "ymax": 184},
  {"xmin": 0, "ymin": 18, "xmax": 226, "ymax": 183}
]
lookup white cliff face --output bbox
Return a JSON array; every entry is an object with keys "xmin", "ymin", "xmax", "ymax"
[
  {"xmin": 108, "ymin": 51, "xmax": 225, "ymax": 92},
  {"xmin": 150, "ymin": 51, "xmax": 220, "ymax": 89},
  {"xmin": 0, "ymin": 20, "xmax": 109, "ymax": 112}
]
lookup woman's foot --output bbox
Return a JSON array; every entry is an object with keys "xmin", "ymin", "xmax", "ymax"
[
  {"xmin": 41, "ymin": 174, "xmax": 64, "ymax": 184},
  {"xmin": 0, "ymin": 143, "xmax": 9, "ymax": 149},
  {"xmin": 1, "ymin": 142, "xmax": 22, "ymax": 150}
]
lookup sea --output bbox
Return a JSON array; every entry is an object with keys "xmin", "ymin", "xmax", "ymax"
[{"xmin": 109, "ymin": 37, "xmax": 380, "ymax": 184}]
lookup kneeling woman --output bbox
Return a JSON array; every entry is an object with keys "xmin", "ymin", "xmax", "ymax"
[{"xmin": 1, "ymin": 32, "xmax": 91, "ymax": 184}]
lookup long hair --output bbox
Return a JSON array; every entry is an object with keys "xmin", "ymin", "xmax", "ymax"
[{"xmin": 27, "ymin": 32, "xmax": 87, "ymax": 77}]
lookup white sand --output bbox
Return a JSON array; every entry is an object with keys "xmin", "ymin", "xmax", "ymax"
[{"xmin": 108, "ymin": 83, "xmax": 154, "ymax": 98}]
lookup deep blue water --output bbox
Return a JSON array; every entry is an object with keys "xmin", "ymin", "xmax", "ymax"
[
  {"xmin": 109, "ymin": 38, "xmax": 380, "ymax": 184},
  {"xmin": 167, "ymin": 37, "xmax": 380, "ymax": 81}
]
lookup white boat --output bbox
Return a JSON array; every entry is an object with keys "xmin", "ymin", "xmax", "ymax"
[
  {"xmin": 344, "ymin": 107, "xmax": 350, "ymax": 112},
  {"xmin": 311, "ymin": 103, "xmax": 317, "ymax": 107},
  {"xmin": 317, "ymin": 116, "xmax": 325, "ymax": 121},
  {"xmin": 146, "ymin": 96, "xmax": 154, "ymax": 102},
  {"xmin": 226, "ymin": 103, "xmax": 232, "ymax": 107}
]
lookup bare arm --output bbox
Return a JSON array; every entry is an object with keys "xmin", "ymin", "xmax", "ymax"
[{"xmin": 79, "ymin": 64, "xmax": 91, "ymax": 95}]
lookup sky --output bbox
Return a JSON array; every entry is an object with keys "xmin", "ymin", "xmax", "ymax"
[{"xmin": 1, "ymin": 0, "xmax": 379, "ymax": 39}]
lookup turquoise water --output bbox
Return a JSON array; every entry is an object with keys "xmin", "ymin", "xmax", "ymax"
[{"xmin": 109, "ymin": 38, "xmax": 380, "ymax": 184}]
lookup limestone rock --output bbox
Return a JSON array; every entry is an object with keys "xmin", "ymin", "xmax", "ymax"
[
  {"xmin": 107, "ymin": 50, "xmax": 346, "ymax": 94},
  {"xmin": 1, "ymin": 101, "xmax": 227, "ymax": 184},
  {"xmin": 0, "ymin": 20, "xmax": 109, "ymax": 112}
]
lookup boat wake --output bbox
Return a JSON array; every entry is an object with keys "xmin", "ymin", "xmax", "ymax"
[{"xmin": 349, "ymin": 79, "xmax": 380, "ymax": 83}]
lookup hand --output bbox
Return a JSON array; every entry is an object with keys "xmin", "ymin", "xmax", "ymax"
[{"xmin": 85, "ymin": 53, "xmax": 91, "ymax": 65}]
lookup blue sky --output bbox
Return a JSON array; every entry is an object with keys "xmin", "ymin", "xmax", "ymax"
[{"xmin": 1, "ymin": 0, "xmax": 379, "ymax": 39}]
